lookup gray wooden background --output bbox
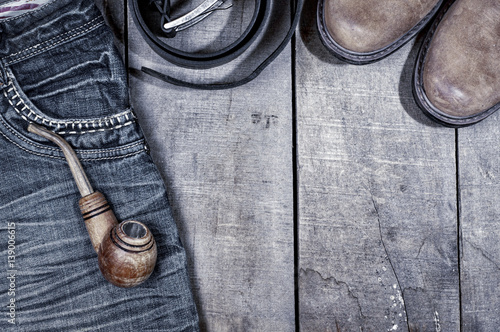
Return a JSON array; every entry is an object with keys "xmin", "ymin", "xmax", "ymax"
[{"xmin": 96, "ymin": 0, "xmax": 500, "ymax": 331}]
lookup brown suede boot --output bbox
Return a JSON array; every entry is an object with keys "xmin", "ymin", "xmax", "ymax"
[
  {"xmin": 317, "ymin": 0, "xmax": 443, "ymax": 64},
  {"xmin": 414, "ymin": 0, "xmax": 500, "ymax": 127}
]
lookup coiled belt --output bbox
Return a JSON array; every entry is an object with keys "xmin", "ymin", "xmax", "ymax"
[{"xmin": 130, "ymin": 0, "xmax": 303, "ymax": 89}]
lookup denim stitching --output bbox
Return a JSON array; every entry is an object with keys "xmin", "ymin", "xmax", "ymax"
[
  {"xmin": 5, "ymin": 17, "xmax": 104, "ymax": 65},
  {"xmin": 0, "ymin": 111, "xmax": 145, "ymax": 154},
  {"xmin": 0, "ymin": 129, "xmax": 66, "ymax": 160},
  {"xmin": 0, "ymin": 128, "xmax": 145, "ymax": 161},
  {"xmin": 3, "ymin": 81, "xmax": 137, "ymax": 134},
  {"xmin": 8, "ymin": 15, "xmax": 101, "ymax": 58},
  {"xmin": 80, "ymin": 150, "xmax": 144, "ymax": 161},
  {"xmin": 76, "ymin": 141, "xmax": 146, "ymax": 155},
  {"xmin": 0, "ymin": 114, "xmax": 59, "ymax": 151},
  {"xmin": 1, "ymin": 110, "xmax": 146, "ymax": 154},
  {"xmin": 6, "ymin": 16, "xmax": 101, "ymax": 58},
  {"xmin": 56, "ymin": 122, "xmax": 135, "ymax": 135},
  {"xmin": 0, "ymin": 0, "xmax": 57, "ymax": 23},
  {"xmin": 0, "ymin": 114, "xmax": 146, "ymax": 159}
]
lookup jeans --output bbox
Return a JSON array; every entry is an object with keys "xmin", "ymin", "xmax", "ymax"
[{"xmin": 0, "ymin": 0, "xmax": 199, "ymax": 330}]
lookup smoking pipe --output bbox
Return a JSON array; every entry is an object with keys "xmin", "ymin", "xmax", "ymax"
[{"xmin": 28, "ymin": 123, "xmax": 157, "ymax": 288}]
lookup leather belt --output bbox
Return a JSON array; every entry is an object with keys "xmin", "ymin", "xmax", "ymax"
[{"xmin": 130, "ymin": 0, "xmax": 304, "ymax": 89}]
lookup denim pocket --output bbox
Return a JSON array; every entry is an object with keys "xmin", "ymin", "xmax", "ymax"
[
  {"xmin": 5, "ymin": 17, "xmax": 127, "ymax": 120},
  {"xmin": 0, "ymin": 17, "xmax": 146, "ymax": 159},
  {"xmin": 0, "ymin": 2, "xmax": 199, "ymax": 330}
]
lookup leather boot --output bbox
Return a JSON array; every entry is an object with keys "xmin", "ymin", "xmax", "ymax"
[
  {"xmin": 414, "ymin": 0, "xmax": 500, "ymax": 127},
  {"xmin": 317, "ymin": 0, "xmax": 443, "ymax": 64}
]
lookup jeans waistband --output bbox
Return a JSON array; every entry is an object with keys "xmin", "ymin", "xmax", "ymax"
[
  {"xmin": 0, "ymin": 0, "xmax": 102, "ymax": 60},
  {"xmin": 0, "ymin": 0, "xmax": 147, "ymax": 159}
]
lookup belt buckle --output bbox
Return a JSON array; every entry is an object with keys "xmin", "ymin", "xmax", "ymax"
[{"xmin": 152, "ymin": 0, "xmax": 233, "ymax": 37}]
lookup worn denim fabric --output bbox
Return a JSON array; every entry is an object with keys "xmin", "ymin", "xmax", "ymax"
[{"xmin": 0, "ymin": 0, "xmax": 199, "ymax": 330}]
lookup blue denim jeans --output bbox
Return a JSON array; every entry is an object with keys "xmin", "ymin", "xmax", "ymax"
[{"xmin": 0, "ymin": 0, "xmax": 199, "ymax": 330}]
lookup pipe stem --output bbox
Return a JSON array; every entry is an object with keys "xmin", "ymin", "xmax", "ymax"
[{"xmin": 27, "ymin": 123, "xmax": 94, "ymax": 197}]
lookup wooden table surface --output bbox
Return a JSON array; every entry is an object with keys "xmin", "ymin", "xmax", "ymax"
[{"xmin": 98, "ymin": 1, "xmax": 500, "ymax": 331}]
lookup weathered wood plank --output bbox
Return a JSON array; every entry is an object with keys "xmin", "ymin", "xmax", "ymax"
[
  {"xmin": 296, "ymin": 1, "xmax": 460, "ymax": 330},
  {"xmin": 127, "ymin": 1, "xmax": 295, "ymax": 330},
  {"xmin": 459, "ymin": 116, "xmax": 500, "ymax": 331}
]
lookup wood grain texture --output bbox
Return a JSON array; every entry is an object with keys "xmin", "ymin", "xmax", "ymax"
[
  {"xmin": 98, "ymin": 219, "xmax": 157, "ymax": 288},
  {"xmin": 458, "ymin": 115, "xmax": 500, "ymax": 332},
  {"xmin": 127, "ymin": 1, "xmax": 295, "ymax": 330},
  {"xmin": 101, "ymin": 0, "xmax": 500, "ymax": 329},
  {"xmin": 296, "ymin": 1, "xmax": 460, "ymax": 330},
  {"xmin": 79, "ymin": 191, "xmax": 118, "ymax": 253}
]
